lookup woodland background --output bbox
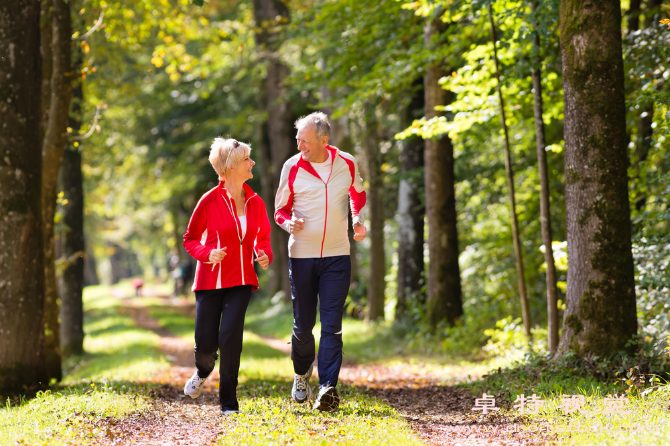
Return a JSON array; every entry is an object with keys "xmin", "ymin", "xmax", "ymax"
[{"xmin": 1, "ymin": 0, "xmax": 670, "ymax": 392}]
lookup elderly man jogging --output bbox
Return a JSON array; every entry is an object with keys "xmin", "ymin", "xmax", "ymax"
[{"xmin": 275, "ymin": 112, "xmax": 367, "ymax": 411}]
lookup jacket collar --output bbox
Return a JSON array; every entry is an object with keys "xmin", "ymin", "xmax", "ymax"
[
  {"xmin": 297, "ymin": 145, "xmax": 339, "ymax": 169},
  {"xmin": 217, "ymin": 180, "xmax": 257, "ymax": 201}
]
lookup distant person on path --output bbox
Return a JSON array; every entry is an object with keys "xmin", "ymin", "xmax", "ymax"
[
  {"xmin": 183, "ymin": 138, "xmax": 273, "ymax": 415},
  {"xmin": 275, "ymin": 112, "xmax": 367, "ymax": 411}
]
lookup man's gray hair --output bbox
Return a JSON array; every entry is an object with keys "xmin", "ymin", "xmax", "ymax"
[{"xmin": 295, "ymin": 112, "xmax": 331, "ymax": 140}]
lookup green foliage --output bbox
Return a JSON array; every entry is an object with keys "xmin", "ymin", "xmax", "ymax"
[{"xmin": 69, "ymin": 0, "xmax": 670, "ymax": 362}]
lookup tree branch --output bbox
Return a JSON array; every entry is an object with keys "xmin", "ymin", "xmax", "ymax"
[
  {"xmin": 71, "ymin": 106, "xmax": 101, "ymax": 140},
  {"xmin": 76, "ymin": 10, "xmax": 104, "ymax": 40}
]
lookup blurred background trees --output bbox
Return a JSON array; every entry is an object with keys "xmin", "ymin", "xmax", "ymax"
[{"xmin": 1, "ymin": 0, "xmax": 669, "ymax": 392}]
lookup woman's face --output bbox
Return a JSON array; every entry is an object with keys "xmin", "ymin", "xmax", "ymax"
[{"xmin": 232, "ymin": 150, "xmax": 255, "ymax": 181}]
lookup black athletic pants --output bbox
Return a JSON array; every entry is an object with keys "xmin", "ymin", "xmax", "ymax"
[{"xmin": 194, "ymin": 285, "xmax": 251, "ymax": 411}]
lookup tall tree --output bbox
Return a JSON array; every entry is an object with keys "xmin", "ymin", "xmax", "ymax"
[
  {"xmin": 558, "ymin": 0, "xmax": 637, "ymax": 355},
  {"xmin": 530, "ymin": 2, "xmax": 559, "ymax": 352},
  {"xmin": 363, "ymin": 106, "xmax": 386, "ymax": 321},
  {"xmin": 58, "ymin": 46, "xmax": 85, "ymax": 357},
  {"xmin": 424, "ymin": 15, "xmax": 463, "ymax": 328},
  {"xmin": 252, "ymin": 0, "xmax": 293, "ymax": 301},
  {"xmin": 488, "ymin": 4, "xmax": 531, "ymax": 339},
  {"xmin": 41, "ymin": 0, "xmax": 73, "ymax": 381},
  {"xmin": 395, "ymin": 83, "xmax": 425, "ymax": 322},
  {"xmin": 633, "ymin": 0, "xmax": 663, "ymax": 212},
  {"xmin": 0, "ymin": 0, "xmax": 48, "ymax": 392}
]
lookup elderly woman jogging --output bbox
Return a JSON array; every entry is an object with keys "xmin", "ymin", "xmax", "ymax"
[{"xmin": 182, "ymin": 138, "xmax": 273, "ymax": 415}]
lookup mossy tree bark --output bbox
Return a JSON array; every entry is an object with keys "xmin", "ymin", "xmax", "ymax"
[
  {"xmin": 363, "ymin": 107, "xmax": 386, "ymax": 322},
  {"xmin": 41, "ymin": 0, "xmax": 73, "ymax": 382},
  {"xmin": 530, "ymin": 2, "xmax": 559, "ymax": 352},
  {"xmin": 0, "ymin": 0, "xmax": 48, "ymax": 392},
  {"xmin": 558, "ymin": 0, "xmax": 637, "ymax": 356},
  {"xmin": 424, "ymin": 16, "xmax": 463, "ymax": 328},
  {"xmin": 252, "ymin": 0, "xmax": 293, "ymax": 302},
  {"xmin": 395, "ymin": 81, "xmax": 425, "ymax": 322}
]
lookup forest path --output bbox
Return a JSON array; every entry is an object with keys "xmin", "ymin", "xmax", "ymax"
[{"xmin": 101, "ymin": 294, "xmax": 554, "ymax": 446}]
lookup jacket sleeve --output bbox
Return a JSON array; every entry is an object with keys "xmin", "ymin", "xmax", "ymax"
[
  {"xmin": 274, "ymin": 161, "xmax": 295, "ymax": 233},
  {"xmin": 255, "ymin": 199, "xmax": 274, "ymax": 264},
  {"xmin": 348, "ymin": 155, "xmax": 367, "ymax": 219},
  {"xmin": 183, "ymin": 195, "xmax": 213, "ymax": 263}
]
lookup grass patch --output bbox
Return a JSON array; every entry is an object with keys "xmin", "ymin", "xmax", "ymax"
[
  {"xmin": 63, "ymin": 285, "xmax": 169, "ymax": 383},
  {"xmin": 219, "ymin": 382, "xmax": 423, "ymax": 446},
  {"xmin": 0, "ymin": 384, "xmax": 150, "ymax": 445},
  {"xmin": 458, "ymin": 354, "xmax": 670, "ymax": 445}
]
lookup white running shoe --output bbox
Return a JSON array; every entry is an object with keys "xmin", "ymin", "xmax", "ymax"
[
  {"xmin": 184, "ymin": 371, "xmax": 207, "ymax": 399},
  {"xmin": 291, "ymin": 364, "xmax": 313, "ymax": 403},
  {"xmin": 222, "ymin": 410, "xmax": 239, "ymax": 416}
]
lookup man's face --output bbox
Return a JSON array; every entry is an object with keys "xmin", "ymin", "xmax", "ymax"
[{"xmin": 296, "ymin": 125, "xmax": 327, "ymax": 162}]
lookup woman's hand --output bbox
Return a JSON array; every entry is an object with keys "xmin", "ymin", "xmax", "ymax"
[
  {"xmin": 208, "ymin": 247, "xmax": 227, "ymax": 263},
  {"xmin": 255, "ymin": 249, "xmax": 270, "ymax": 270}
]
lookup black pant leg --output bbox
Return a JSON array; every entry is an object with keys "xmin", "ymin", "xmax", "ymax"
[
  {"xmin": 289, "ymin": 258, "xmax": 319, "ymax": 376},
  {"xmin": 218, "ymin": 285, "xmax": 252, "ymax": 411},
  {"xmin": 194, "ymin": 289, "xmax": 223, "ymax": 378}
]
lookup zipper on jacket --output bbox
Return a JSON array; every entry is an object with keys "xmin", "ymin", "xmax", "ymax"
[
  {"xmin": 320, "ymin": 183, "xmax": 328, "ymax": 258},
  {"xmin": 319, "ymin": 154, "xmax": 334, "ymax": 258},
  {"xmin": 221, "ymin": 190, "xmax": 256, "ymax": 287}
]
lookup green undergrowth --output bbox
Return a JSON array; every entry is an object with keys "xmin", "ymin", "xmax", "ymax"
[
  {"xmin": 1, "ymin": 379, "xmax": 152, "ymax": 445},
  {"xmin": 458, "ymin": 352, "xmax": 670, "ymax": 446},
  {"xmin": 63, "ymin": 285, "xmax": 169, "ymax": 383},
  {"xmin": 218, "ymin": 388, "xmax": 423, "ymax": 446},
  {"xmin": 245, "ymin": 297, "xmax": 488, "ymax": 371},
  {"xmin": 1, "ymin": 284, "xmax": 168, "ymax": 445}
]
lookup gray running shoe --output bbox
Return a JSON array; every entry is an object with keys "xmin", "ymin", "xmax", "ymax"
[
  {"xmin": 184, "ymin": 371, "xmax": 207, "ymax": 399},
  {"xmin": 313, "ymin": 385, "xmax": 339, "ymax": 412},
  {"xmin": 291, "ymin": 364, "xmax": 313, "ymax": 403}
]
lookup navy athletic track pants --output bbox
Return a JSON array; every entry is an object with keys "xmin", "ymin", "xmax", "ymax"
[
  {"xmin": 194, "ymin": 285, "xmax": 252, "ymax": 411},
  {"xmin": 289, "ymin": 255, "xmax": 351, "ymax": 388}
]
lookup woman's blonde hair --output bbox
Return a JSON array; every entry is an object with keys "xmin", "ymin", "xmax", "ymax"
[{"xmin": 209, "ymin": 137, "xmax": 251, "ymax": 179}]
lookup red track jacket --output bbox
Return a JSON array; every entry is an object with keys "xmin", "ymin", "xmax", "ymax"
[{"xmin": 183, "ymin": 181, "xmax": 273, "ymax": 291}]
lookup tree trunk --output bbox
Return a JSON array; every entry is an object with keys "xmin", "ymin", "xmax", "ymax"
[
  {"xmin": 488, "ymin": 5, "xmax": 532, "ymax": 339},
  {"xmin": 395, "ymin": 82, "xmax": 425, "ymax": 322},
  {"xmin": 41, "ymin": 0, "xmax": 73, "ymax": 382},
  {"xmin": 557, "ymin": 0, "xmax": 637, "ymax": 356},
  {"xmin": 530, "ymin": 2, "xmax": 559, "ymax": 353},
  {"xmin": 84, "ymin": 241, "xmax": 99, "ymax": 286},
  {"xmin": 628, "ymin": 0, "xmax": 642, "ymax": 31},
  {"xmin": 0, "ymin": 0, "xmax": 48, "ymax": 392},
  {"xmin": 40, "ymin": 0, "xmax": 53, "ymax": 142},
  {"xmin": 362, "ymin": 107, "xmax": 386, "ymax": 322},
  {"xmin": 58, "ymin": 51, "xmax": 84, "ymax": 357},
  {"xmin": 423, "ymin": 17, "xmax": 463, "ymax": 328},
  {"xmin": 252, "ymin": 0, "xmax": 293, "ymax": 302},
  {"xmin": 633, "ymin": 0, "xmax": 662, "ymax": 212}
]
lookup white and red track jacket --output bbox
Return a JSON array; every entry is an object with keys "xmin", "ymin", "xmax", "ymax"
[
  {"xmin": 184, "ymin": 181, "xmax": 273, "ymax": 291},
  {"xmin": 274, "ymin": 145, "xmax": 366, "ymax": 258}
]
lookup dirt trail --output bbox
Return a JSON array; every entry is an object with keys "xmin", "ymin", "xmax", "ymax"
[{"xmin": 107, "ymin": 295, "xmax": 555, "ymax": 446}]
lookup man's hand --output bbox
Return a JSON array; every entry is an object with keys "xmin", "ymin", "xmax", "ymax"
[
  {"xmin": 255, "ymin": 249, "xmax": 270, "ymax": 270},
  {"xmin": 289, "ymin": 217, "xmax": 305, "ymax": 234},
  {"xmin": 208, "ymin": 247, "xmax": 227, "ymax": 263},
  {"xmin": 353, "ymin": 222, "xmax": 367, "ymax": 242}
]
